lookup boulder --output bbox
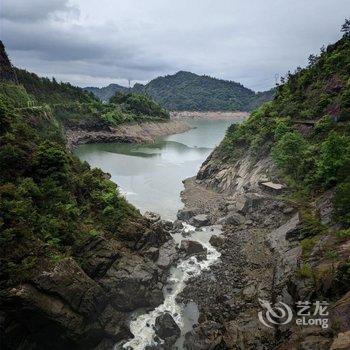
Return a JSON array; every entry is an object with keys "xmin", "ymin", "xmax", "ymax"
[
  {"xmin": 142, "ymin": 247, "xmax": 159, "ymax": 261},
  {"xmin": 209, "ymin": 235, "xmax": 225, "ymax": 247},
  {"xmin": 144, "ymin": 211, "xmax": 161, "ymax": 223},
  {"xmin": 99, "ymin": 254, "xmax": 163, "ymax": 311},
  {"xmin": 177, "ymin": 208, "xmax": 196, "ymax": 221},
  {"xmin": 190, "ymin": 214, "xmax": 210, "ymax": 227},
  {"xmin": 233, "ymin": 193, "xmax": 264, "ymax": 215},
  {"xmin": 156, "ymin": 239, "xmax": 178, "ymax": 269},
  {"xmin": 225, "ymin": 213, "xmax": 245, "ymax": 226},
  {"xmin": 3, "ymin": 258, "xmax": 130, "ymax": 349},
  {"xmin": 33, "ymin": 258, "xmax": 107, "ymax": 318},
  {"xmin": 77, "ymin": 236, "xmax": 121, "ymax": 278},
  {"xmin": 180, "ymin": 240, "xmax": 206, "ymax": 257},
  {"xmin": 184, "ymin": 321, "xmax": 224, "ymax": 350},
  {"xmin": 173, "ymin": 220, "xmax": 184, "ymax": 230},
  {"xmin": 154, "ymin": 313, "xmax": 180, "ymax": 340}
]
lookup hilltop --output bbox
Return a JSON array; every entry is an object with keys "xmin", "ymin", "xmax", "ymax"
[
  {"xmin": 84, "ymin": 83, "xmax": 128, "ymax": 101},
  {"xmin": 87, "ymin": 71, "xmax": 275, "ymax": 111}
]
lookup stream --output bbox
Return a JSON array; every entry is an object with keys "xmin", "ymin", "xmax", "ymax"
[{"xmin": 75, "ymin": 118, "xmax": 241, "ymax": 349}]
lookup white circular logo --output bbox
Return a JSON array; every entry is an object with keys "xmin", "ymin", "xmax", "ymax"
[{"xmin": 258, "ymin": 298, "xmax": 293, "ymax": 328}]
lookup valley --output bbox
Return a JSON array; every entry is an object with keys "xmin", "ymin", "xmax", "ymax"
[{"xmin": 1, "ymin": 18, "xmax": 350, "ymax": 350}]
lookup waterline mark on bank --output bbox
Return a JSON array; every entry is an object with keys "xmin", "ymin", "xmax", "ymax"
[{"xmin": 258, "ymin": 299, "xmax": 329, "ymax": 329}]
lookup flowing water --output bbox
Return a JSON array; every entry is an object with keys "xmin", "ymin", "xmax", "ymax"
[{"xmin": 75, "ymin": 118, "xmax": 241, "ymax": 349}]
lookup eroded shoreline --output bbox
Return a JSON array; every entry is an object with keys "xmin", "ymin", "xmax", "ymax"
[{"xmin": 65, "ymin": 119, "xmax": 192, "ymax": 150}]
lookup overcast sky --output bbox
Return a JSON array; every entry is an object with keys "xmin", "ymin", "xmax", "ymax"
[{"xmin": 1, "ymin": 0, "xmax": 349, "ymax": 91}]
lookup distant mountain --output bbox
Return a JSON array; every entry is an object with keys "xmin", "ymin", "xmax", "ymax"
[
  {"xmin": 86, "ymin": 71, "xmax": 275, "ymax": 111},
  {"xmin": 132, "ymin": 71, "xmax": 260, "ymax": 111},
  {"xmin": 84, "ymin": 83, "xmax": 128, "ymax": 101}
]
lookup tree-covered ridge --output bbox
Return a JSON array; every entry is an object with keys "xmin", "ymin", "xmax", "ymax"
[
  {"xmin": 0, "ymin": 81, "xmax": 139, "ymax": 285},
  {"xmin": 132, "ymin": 71, "xmax": 257, "ymax": 111},
  {"xmin": 15, "ymin": 68, "xmax": 97, "ymax": 106},
  {"xmin": 222, "ymin": 33, "xmax": 350, "ymax": 225},
  {"xmin": 86, "ymin": 71, "xmax": 275, "ymax": 111},
  {"xmin": 0, "ymin": 43, "xmax": 169, "ymax": 284},
  {"xmin": 2, "ymin": 57, "xmax": 169, "ymax": 128},
  {"xmin": 110, "ymin": 91, "xmax": 169, "ymax": 119},
  {"xmin": 84, "ymin": 83, "xmax": 128, "ymax": 101}
]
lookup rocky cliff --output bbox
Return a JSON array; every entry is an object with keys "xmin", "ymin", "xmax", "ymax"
[
  {"xmin": 178, "ymin": 32, "xmax": 350, "ymax": 350},
  {"xmin": 179, "ymin": 146, "xmax": 349, "ymax": 350},
  {"xmin": 1, "ymin": 214, "xmax": 181, "ymax": 350}
]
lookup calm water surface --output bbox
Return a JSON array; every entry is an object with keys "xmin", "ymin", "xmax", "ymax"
[{"xmin": 75, "ymin": 119, "xmax": 239, "ymax": 220}]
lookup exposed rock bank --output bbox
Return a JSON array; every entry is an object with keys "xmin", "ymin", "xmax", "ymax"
[
  {"xmin": 178, "ymin": 148, "xmax": 348, "ymax": 349},
  {"xmin": 65, "ymin": 120, "xmax": 192, "ymax": 150},
  {"xmin": 1, "ymin": 214, "xmax": 182, "ymax": 350},
  {"xmin": 170, "ymin": 111, "xmax": 249, "ymax": 121}
]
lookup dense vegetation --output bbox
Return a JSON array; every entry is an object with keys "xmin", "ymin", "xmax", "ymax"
[
  {"xmin": 84, "ymin": 83, "xmax": 128, "ymax": 101},
  {"xmin": 0, "ymin": 44, "xmax": 169, "ymax": 285},
  {"xmin": 220, "ymin": 29, "xmax": 350, "ymax": 296},
  {"xmin": 0, "ymin": 83, "xmax": 140, "ymax": 284},
  {"xmin": 0, "ymin": 65, "xmax": 169, "ymax": 130},
  {"xmin": 87, "ymin": 71, "xmax": 275, "ymax": 111},
  {"xmin": 132, "ymin": 71, "xmax": 258, "ymax": 111},
  {"xmin": 221, "ymin": 33, "xmax": 350, "ymax": 226},
  {"xmin": 110, "ymin": 91, "xmax": 169, "ymax": 119}
]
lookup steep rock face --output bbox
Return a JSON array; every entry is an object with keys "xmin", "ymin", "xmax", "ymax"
[
  {"xmin": 0, "ymin": 218, "xmax": 177, "ymax": 350},
  {"xmin": 196, "ymin": 148, "xmax": 276, "ymax": 195}
]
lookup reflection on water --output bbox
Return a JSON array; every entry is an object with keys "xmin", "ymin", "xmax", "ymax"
[{"xmin": 75, "ymin": 119, "xmax": 239, "ymax": 220}]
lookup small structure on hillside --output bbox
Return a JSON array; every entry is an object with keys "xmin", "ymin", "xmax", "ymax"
[{"xmin": 260, "ymin": 181, "xmax": 285, "ymax": 194}]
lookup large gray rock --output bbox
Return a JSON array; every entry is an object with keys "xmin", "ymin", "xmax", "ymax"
[
  {"xmin": 77, "ymin": 236, "xmax": 121, "ymax": 278},
  {"xmin": 224, "ymin": 213, "xmax": 246, "ymax": 226},
  {"xmin": 154, "ymin": 313, "xmax": 180, "ymax": 340},
  {"xmin": 3, "ymin": 258, "xmax": 131, "ymax": 349},
  {"xmin": 99, "ymin": 254, "xmax": 163, "ymax": 311},
  {"xmin": 180, "ymin": 240, "xmax": 206, "ymax": 257},
  {"xmin": 33, "ymin": 258, "xmax": 107, "ymax": 319},
  {"xmin": 190, "ymin": 214, "xmax": 210, "ymax": 227},
  {"xmin": 229, "ymin": 193, "xmax": 264, "ymax": 215},
  {"xmin": 156, "ymin": 239, "xmax": 178, "ymax": 269},
  {"xmin": 142, "ymin": 247, "xmax": 159, "ymax": 261},
  {"xmin": 209, "ymin": 235, "xmax": 225, "ymax": 247},
  {"xmin": 177, "ymin": 208, "xmax": 196, "ymax": 221}
]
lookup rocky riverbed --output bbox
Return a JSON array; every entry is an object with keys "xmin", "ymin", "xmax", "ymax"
[{"xmin": 173, "ymin": 148, "xmax": 346, "ymax": 349}]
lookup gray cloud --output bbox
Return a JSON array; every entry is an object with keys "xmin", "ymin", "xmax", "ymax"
[
  {"xmin": 1, "ymin": 0, "xmax": 78, "ymax": 22},
  {"xmin": 1, "ymin": 0, "xmax": 349, "ymax": 90}
]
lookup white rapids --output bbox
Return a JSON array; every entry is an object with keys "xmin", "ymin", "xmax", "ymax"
[{"xmin": 118, "ymin": 224, "xmax": 222, "ymax": 350}]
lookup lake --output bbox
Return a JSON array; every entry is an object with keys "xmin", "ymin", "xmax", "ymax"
[{"xmin": 74, "ymin": 119, "xmax": 239, "ymax": 220}]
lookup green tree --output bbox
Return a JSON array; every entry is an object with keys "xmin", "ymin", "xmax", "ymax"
[
  {"xmin": 316, "ymin": 132, "xmax": 350, "ymax": 187},
  {"xmin": 272, "ymin": 131, "xmax": 307, "ymax": 179}
]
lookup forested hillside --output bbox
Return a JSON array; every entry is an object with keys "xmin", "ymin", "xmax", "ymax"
[
  {"xmin": 87, "ymin": 71, "xmax": 275, "ymax": 111},
  {"xmin": 132, "ymin": 71, "xmax": 257, "ymax": 111},
  {"xmin": 0, "ymin": 43, "xmax": 169, "ymax": 130},
  {"xmin": 219, "ymin": 31, "xmax": 350, "ymax": 295},
  {"xmin": 0, "ymin": 40, "xmax": 137, "ymax": 287},
  {"xmin": 84, "ymin": 83, "xmax": 128, "ymax": 101}
]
